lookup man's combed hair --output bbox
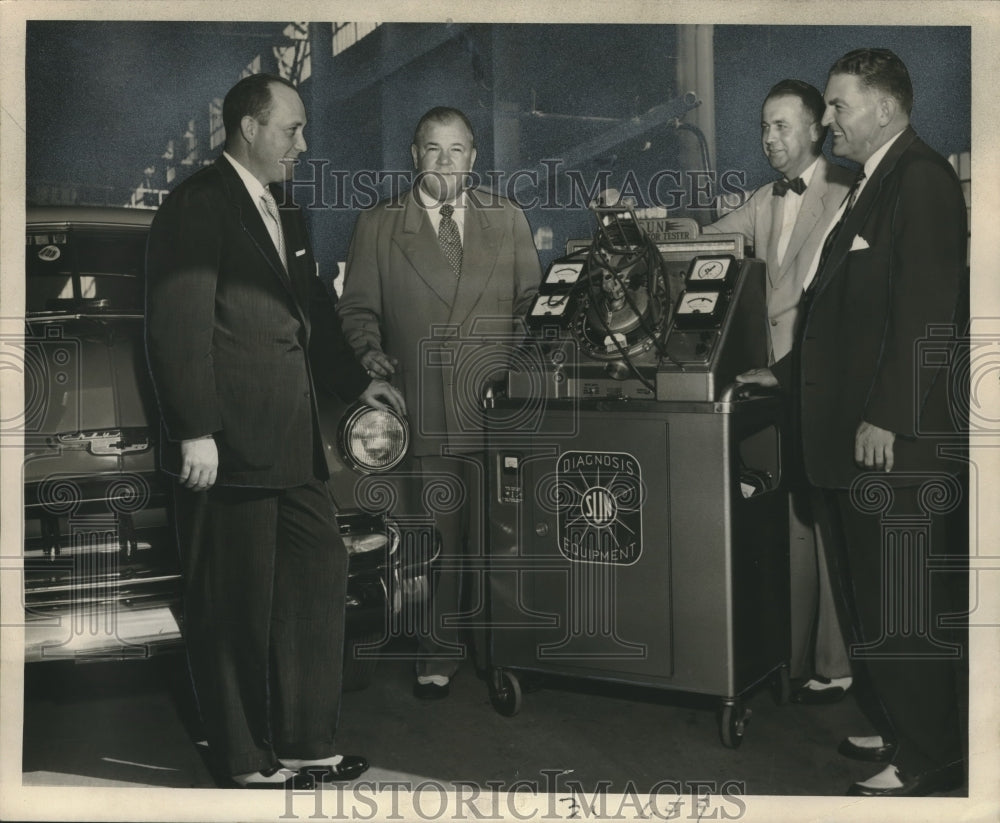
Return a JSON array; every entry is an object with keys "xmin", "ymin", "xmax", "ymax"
[
  {"xmin": 829, "ymin": 48, "xmax": 914, "ymax": 115},
  {"xmin": 222, "ymin": 73, "xmax": 298, "ymax": 145},
  {"xmin": 412, "ymin": 106, "xmax": 477, "ymax": 148},
  {"xmin": 764, "ymin": 79, "xmax": 828, "ymax": 147}
]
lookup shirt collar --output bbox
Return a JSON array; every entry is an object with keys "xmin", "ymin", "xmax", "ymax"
[
  {"xmin": 223, "ymin": 151, "xmax": 270, "ymax": 202},
  {"xmin": 797, "ymin": 157, "xmax": 820, "ymax": 187},
  {"xmin": 863, "ymin": 129, "xmax": 906, "ymax": 180},
  {"xmin": 413, "ymin": 188, "xmax": 467, "ymax": 211},
  {"xmin": 448, "ymin": 192, "xmax": 466, "ymax": 211}
]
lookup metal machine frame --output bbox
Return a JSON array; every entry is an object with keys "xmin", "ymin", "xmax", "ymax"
[{"xmin": 481, "ymin": 214, "xmax": 791, "ymax": 746}]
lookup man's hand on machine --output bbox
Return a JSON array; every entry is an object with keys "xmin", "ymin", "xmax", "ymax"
[{"xmin": 735, "ymin": 367, "xmax": 778, "ymax": 388}]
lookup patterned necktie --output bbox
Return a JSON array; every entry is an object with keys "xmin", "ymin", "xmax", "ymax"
[
  {"xmin": 259, "ymin": 189, "xmax": 286, "ymax": 268},
  {"xmin": 438, "ymin": 203, "xmax": 463, "ymax": 277},
  {"xmin": 809, "ymin": 171, "xmax": 866, "ymax": 292},
  {"xmin": 772, "ymin": 176, "xmax": 807, "ymax": 197}
]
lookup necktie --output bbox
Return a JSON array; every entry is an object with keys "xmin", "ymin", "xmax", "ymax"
[
  {"xmin": 438, "ymin": 203, "xmax": 463, "ymax": 277},
  {"xmin": 809, "ymin": 171, "xmax": 866, "ymax": 292},
  {"xmin": 772, "ymin": 177, "xmax": 807, "ymax": 197},
  {"xmin": 260, "ymin": 190, "xmax": 286, "ymax": 268}
]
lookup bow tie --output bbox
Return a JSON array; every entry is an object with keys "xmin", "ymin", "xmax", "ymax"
[{"xmin": 772, "ymin": 177, "xmax": 807, "ymax": 197}]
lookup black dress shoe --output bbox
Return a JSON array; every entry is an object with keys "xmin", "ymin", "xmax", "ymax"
[
  {"xmin": 304, "ymin": 754, "xmax": 370, "ymax": 783},
  {"xmin": 847, "ymin": 763, "xmax": 964, "ymax": 796},
  {"xmin": 413, "ymin": 679, "xmax": 450, "ymax": 700},
  {"xmin": 838, "ymin": 736, "xmax": 897, "ymax": 763},
  {"xmin": 228, "ymin": 765, "xmax": 316, "ymax": 790},
  {"xmin": 790, "ymin": 678, "xmax": 849, "ymax": 705}
]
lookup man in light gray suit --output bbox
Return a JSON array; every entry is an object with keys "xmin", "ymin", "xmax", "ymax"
[{"xmin": 704, "ymin": 79, "xmax": 854, "ymax": 701}]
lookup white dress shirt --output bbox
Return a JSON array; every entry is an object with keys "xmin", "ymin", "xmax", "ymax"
[
  {"xmin": 800, "ymin": 130, "xmax": 906, "ymax": 291},
  {"xmin": 223, "ymin": 151, "xmax": 286, "ymax": 267},
  {"xmin": 775, "ymin": 157, "xmax": 820, "ymax": 266}
]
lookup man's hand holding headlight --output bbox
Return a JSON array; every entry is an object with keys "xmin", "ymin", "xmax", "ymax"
[{"xmin": 360, "ymin": 378, "xmax": 407, "ymax": 417}]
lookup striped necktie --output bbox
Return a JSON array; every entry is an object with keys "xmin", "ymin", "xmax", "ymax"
[
  {"xmin": 809, "ymin": 171, "xmax": 866, "ymax": 292},
  {"xmin": 260, "ymin": 189, "xmax": 286, "ymax": 268}
]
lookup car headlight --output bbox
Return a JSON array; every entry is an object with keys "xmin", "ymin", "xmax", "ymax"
[{"xmin": 337, "ymin": 402, "xmax": 409, "ymax": 474}]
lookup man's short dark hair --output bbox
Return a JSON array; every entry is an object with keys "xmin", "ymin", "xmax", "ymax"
[
  {"xmin": 412, "ymin": 107, "xmax": 476, "ymax": 149},
  {"xmin": 764, "ymin": 79, "xmax": 828, "ymax": 147},
  {"xmin": 222, "ymin": 73, "xmax": 298, "ymax": 147},
  {"xmin": 829, "ymin": 48, "xmax": 914, "ymax": 115}
]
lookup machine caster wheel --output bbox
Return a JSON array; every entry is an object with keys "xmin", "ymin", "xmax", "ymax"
[
  {"xmin": 489, "ymin": 669, "xmax": 522, "ymax": 717},
  {"xmin": 771, "ymin": 665, "xmax": 791, "ymax": 705},
  {"xmin": 718, "ymin": 699, "xmax": 751, "ymax": 748}
]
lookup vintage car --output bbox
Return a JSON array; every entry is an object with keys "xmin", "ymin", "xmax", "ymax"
[{"xmin": 21, "ymin": 206, "xmax": 418, "ymax": 689}]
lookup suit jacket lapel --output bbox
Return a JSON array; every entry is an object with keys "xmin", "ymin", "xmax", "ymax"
[
  {"xmin": 776, "ymin": 159, "xmax": 828, "ymax": 283},
  {"xmin": 448, "ymin": 193, "xmax": 501, "ymax": 326},
  {"xmin": 277, "ymin": 201, "xmax": 313, "ymax": 337},
  {"xmin": 814, "ymin": 128, "xmax": 917, "ymax": 298},
  {"xmin": 395, "ymin": 191, "xmax": 460, "ymax": 308},
  {"xmin": 216, "ymin": 158, "xmax": 295, "ymax": 289}
]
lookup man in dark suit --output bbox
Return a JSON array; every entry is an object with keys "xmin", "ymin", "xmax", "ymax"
[
  {"xmin": 338, "ymin": 107, "xmax": 541, "ymax": 699},
  {"xmin": 704, "ymin": 79, "xmax": 855, "ymax": 703},
  {"xmin": 739, "ymin": 49, "xmax": 968, "ymax": 796},
  {"xmin": 146, "ymin": 74, "xmax": 400, "ymax": 788}
]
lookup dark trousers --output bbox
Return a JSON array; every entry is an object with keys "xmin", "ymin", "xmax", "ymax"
[
  {"xmin": 396, "ymin": 453, "xmax": 484, "ymax": 679},
  {"xmin": 812, "ymin": 482, "xmax": 967, "ymax": 776},
  {"xmin": 174, "ymin": 478, "xmax": 348, "ymax": 776}
]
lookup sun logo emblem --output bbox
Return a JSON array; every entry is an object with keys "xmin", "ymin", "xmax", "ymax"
[
  {"xmin": 580, "ymin": 486, "xmax": 618, "ymax": 527},
  {"xmin": 555, "ymin": 451, "xmax": 644, "ymax": 565}
]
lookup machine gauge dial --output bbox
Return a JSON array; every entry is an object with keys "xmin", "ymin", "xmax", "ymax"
[
  {"xmin": 677, "ymin": 292, "xmax": 720, "ymax": 314},
  {"xmin": 673, "ymin": 289, "xmax": 728, "ymax": 328},
  {"xmin": 530, "ymin": 293, "xmax": 572, "ymax": 317},
  {"xmin": 685, "ymin": 255, "xmax": 736, "ymax": 289},
  {"xmin": 544, "ymin": 260, "xmax": 584, "ymax": 285},
  {"xmin": 693, "ymin": 260, "xmax": 725, "ymax": 280}
]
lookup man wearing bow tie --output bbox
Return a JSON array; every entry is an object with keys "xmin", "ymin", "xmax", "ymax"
[
  {"xmin": 146, "ymin": 73, "xmax": 398, "ymax": 789},
  {"xmin": 704, "ymin": 80, "xmax": 855, "ymax": 703},
  {"xmin": 739, "ymin": 49, "xmax": 968, "ymax": 796},
  {"xmin": 338, "ymin": 107, "xmax": 541, "ymax": 699},
  {"xmin": 705, "ymin": 79, "xmax": 854, "ymax": 364}
]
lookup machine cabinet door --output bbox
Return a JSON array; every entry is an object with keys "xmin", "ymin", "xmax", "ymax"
[{"xmin": 487, "ymin": 407, "xmax": 675, "ymax": 681}]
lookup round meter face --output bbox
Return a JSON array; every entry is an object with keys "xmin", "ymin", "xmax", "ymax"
[
  {"xmin": 531, "ymin": 293, "xmax": 572, "ymax": 317},
  {"xmin": 677, "ymin": 292, "xmax": 720, "ymax": 315},
  {"xmin": 546, "ymin": 262, "xmax": 584, "ymax": 285},
  {"xmin": 689, "ymin": 258, "xmax": 730, "ymax": 281}
]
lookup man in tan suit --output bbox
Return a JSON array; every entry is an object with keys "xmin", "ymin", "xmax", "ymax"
[
  {"xmin": 704, "ymin": 79, "xmax": 854, "ymax": 701},
  {"xmin": 338, "ymin": 107, "xmax": 541, "ymax": 698}
]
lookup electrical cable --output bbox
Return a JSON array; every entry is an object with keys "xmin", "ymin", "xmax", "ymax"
[{"xmin": 579, "ymin": 221, "xmax": 673, "ymax": 392}]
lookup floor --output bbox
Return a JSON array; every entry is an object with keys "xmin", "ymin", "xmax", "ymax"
[{"xmin": 19, "ymin": 638, "xmax": 968, "ymax": 804}]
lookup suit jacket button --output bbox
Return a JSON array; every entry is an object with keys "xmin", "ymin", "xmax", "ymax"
[{"xmin": 770, "ymin": 319, "xmax": 778, "ymax": 326}]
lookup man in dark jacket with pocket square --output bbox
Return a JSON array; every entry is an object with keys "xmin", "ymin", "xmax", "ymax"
[{"xmin": 738, "ymin": 48, "xmax": 968, "ymax": 797}]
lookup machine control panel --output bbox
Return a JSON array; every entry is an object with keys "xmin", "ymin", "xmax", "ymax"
[{"xmin": 510, "ymin": 208, "xmax": 767, "ymax": 403}]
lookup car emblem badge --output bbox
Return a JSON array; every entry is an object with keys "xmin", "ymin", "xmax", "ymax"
[{"xmin": 56, "ymin": 430, "xmax": 151, "ymax": 455}]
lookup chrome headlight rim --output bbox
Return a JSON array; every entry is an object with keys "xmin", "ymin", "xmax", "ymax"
[{"xmin": 336, "ymin": 401, "xmax": 410, "ymax": 475}]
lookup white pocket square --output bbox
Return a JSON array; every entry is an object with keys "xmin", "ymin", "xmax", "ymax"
[
  {"xmin": 850, "ymin": 235, "xmax": 870, "ymax": 252},
  {"xmin": 295, "ymin": 248, "xmax": 307, "ymax": 257}
]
